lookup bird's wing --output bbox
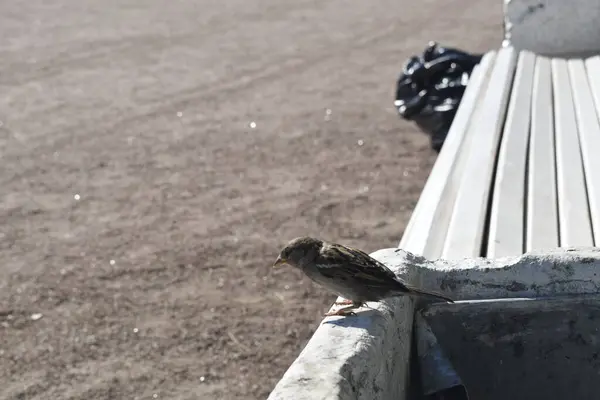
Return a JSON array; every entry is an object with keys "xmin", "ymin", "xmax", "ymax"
[{"xmin": 316, "ymin": 243, "xmax": 398, "ymax": 287}]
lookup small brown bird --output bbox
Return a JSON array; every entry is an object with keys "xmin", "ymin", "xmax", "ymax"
[{"xmin": 273, "ymin": 236, "xmax": 454, "ymax": 316}]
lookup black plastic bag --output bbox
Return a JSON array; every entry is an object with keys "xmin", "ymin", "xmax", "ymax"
[{"xmin": 394, "ymin": 42, "xmax": 482, "ymax": 152}]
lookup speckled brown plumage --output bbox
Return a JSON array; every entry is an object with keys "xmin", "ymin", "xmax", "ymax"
[{"xmin": 274, "ymin": 236, "xmax": 454, "ymax": 316}]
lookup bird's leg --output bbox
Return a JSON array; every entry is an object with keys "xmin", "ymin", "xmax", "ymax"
[
  {"xmin": 324, "ymin": 302, "xmax": 362, "ymax": 317},
  {"xmin": 334, "ymin": 298, "xmax": 354, "ymax": 306}
]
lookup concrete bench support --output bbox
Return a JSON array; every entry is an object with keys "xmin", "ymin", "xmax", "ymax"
[{"xmin": 268, "ymin": 248, "xmax": 600, "ymax": 399}]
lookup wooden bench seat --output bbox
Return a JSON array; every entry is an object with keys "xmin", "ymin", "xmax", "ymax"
[{"xmin": 400, "ymin": 47, "xmax": 600, "ymax": 260}]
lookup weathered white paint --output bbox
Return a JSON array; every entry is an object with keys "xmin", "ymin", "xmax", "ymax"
[
  {"xmin": 398, "ymin": 52, "xmax": 496, "ymax": 259},
  {"xmin": 441, "ymin": 47, "xmax": 517, "ymax": 259},
  {"xmin": 551, "ymin": 59, "xmax": 594, "ymax": 247},
  {"xmin": 527, "ymin": 56, "xmax": 559, "ymax": 252},
  {"xmin": 487, "ymin": 51, "xmax": 534, "ymax": 258}
]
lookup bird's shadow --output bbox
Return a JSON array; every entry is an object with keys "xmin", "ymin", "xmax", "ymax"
[{"xmin": 321, "ymin": 309, "xmax": 381, "ymax": 329}]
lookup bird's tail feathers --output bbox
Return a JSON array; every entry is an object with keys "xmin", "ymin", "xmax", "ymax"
[{"xmin": 405, "ymin": 285, "xmax": 454, "ymax": 303}]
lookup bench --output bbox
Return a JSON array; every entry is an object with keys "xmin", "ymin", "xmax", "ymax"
[
  {"xmin": 401, "ymin": 46, "xmax": 600, "ymax": 260},
  {"xmin": 268, "ymin": 47, "xmax": 600, "ymax": 400}
]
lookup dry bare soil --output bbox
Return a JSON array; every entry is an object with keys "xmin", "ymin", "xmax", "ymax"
[{"xmin": 0, "ymin": 1, "xmax": 502, "ymax": 399}]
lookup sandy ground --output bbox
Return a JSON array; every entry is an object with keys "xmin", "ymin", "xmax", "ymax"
[{"xmin": 0, "ymin": 1, "xmax": 502, "ymax": 399}]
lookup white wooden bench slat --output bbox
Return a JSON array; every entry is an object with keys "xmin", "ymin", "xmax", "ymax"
[
  {"xmin": 580, "ymin": 56, "xmax": 600, "ymax": 245},
  {"xmin": 551, "ymin": 59, "xmax": 594, "ymax": 247},
  {"xmin": 486, "ymin": 51, "xmax": 535, "ymax": 258},
  {"xmin": 399, "ymin": 51, "xmax": 497, "ymax": 258},
  {"xmin": 441, "ymin": 47, "xmax": 518, "ymax": 259},
  {"xmin": 526, "ymin": 56, "xmax": 560, "ymax": 252}
]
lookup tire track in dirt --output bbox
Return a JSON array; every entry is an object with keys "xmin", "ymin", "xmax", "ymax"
[
  {"xmin": 4, "ymin": 21, "xmax": 415, "ymax": 160},
  {"xmin": 0, "ymin": 0, "xmax": 320, "ymax": 86},
  {"xmin": 0, "ymin": 33, "xmax": 185, "ymax": 85}
]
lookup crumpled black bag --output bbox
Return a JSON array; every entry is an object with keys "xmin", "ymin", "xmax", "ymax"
[{"xmin": 394, "ymin": 42, "xmax": 483, "ymax": 152}]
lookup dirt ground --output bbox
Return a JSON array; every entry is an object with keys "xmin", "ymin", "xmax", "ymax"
[{"xmin": 0, "ymin": 1, "xmax": 502, "ymax": 399}]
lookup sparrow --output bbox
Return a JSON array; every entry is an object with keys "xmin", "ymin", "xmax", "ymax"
[{"xmin": 273, "ymin": 236, "xmax": 454, "ymax": 316}]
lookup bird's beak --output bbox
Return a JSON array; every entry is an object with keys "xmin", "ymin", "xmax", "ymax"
[{"xmin": 273, "ymin": 256, "xmax": 286, "ymax": 268}]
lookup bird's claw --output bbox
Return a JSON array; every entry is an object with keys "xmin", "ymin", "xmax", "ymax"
[
  {"xmin": 324, "ymin": 310, "xmax": 356, "ymax": 317},
  {"xmin": 324, "ymin": 305, "xmax": 358, "ymax": 317}
]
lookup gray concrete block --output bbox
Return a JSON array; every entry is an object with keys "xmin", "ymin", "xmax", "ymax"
[
  {"xmin": 503, "ymin": 0, "xmax": 600, "ymax": 56},
  {"xmin": 268, "ymin": 247, "xmax": 600, "ymax": 400},
  {"xmin": 422, "ymin": 295, "xmax": 600, "ymax": 399}
]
